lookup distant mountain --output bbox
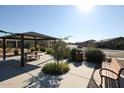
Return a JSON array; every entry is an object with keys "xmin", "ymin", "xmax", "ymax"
[
  {"xmin": 68, "ymin": 37, "xmax": 124, "ymax": 50},
  {"xmin": 95, "ymin": 37, "xmax": 124, "ymax": 50},
  {"xmin": 74, "ymin": 39, "xmax": 96, "ymax": 48}
]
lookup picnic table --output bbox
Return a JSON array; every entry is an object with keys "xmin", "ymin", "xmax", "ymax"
[{"xmin": 25, "ymin": 51, "xmax": 42, "ymax": 61}]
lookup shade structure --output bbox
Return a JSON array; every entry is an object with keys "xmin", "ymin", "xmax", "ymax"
[
  {"xmin": 0, "ymin": 31, "xmax": 58, "ymax": 67},
  {"xmin": 0, "ymin": 31, "xmax": 57, "ymax": 40}
]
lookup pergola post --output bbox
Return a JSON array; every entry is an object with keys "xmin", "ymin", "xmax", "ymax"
[
  {"xmin": 3, "ymin": 38, "xmax": 6, "ymax": 60},
  {"xmin": 53, "ymin": 39, "xmax": 56, "ymax": 58},
  {"xmin": 34, "ymin": 37, "xmax": 37, "ymax": 55},
  {"xmin": 16, "ymin": 40, "xmax": 18, "ymax": 48},
  {"xmin": 21, "ymin": 35, "xmax": 25, "ymax": 67},
  {"xmin": 34, "ymin": 37, "xmax": 36, "ymax": 51}
]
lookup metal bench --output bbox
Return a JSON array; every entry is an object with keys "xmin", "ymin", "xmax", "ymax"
[{"xmin": 99, "ymin": 58, "xmax": 124, "ymax": 88}]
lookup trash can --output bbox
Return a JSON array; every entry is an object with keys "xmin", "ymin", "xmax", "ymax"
[{"xmin": 75, "ymin": 51, "xmax": 83, "ymax": 61}]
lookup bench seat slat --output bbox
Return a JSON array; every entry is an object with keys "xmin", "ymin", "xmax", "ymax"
[{"xmin": 102, "ymin": 70, "xmax": 118, "ymax": 79}]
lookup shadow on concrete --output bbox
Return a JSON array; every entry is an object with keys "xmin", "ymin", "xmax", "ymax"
[
  {"xmin": 67, "ymin": 60, "xmax": 96, "ymax": 68},
  {"xmin": 24, "ymin": 71, "xmax": 63, "ymax": 88},
  {"xmin": 87, "ymin": 78, "xmax": 99, "ymax": 88},
  {"xmin": 67, "ymin": 60, "xmax": 83, "ymax": 67},
  {"xmin": 87, "ymin": 69, "xmax": 100, "ymax": 88},
  {"xmin": 0, "ymin": 59, "xmax": 40, "ymax": 82},
  {"xmin": 83, "ymin": 61, "xmax": 96, "ymax": 68}
]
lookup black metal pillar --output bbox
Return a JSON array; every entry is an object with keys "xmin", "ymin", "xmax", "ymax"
[
  {"xmin": 21, "ymin": 35, "xmax": 24, "ymax": 67},
  {"xmin": 3, "ymin": 38, "xmax": 6, "ymax": 60}
]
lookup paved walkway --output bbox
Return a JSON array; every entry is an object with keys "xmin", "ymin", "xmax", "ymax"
[{"xmin": 0, "ymin": 53, "xmax": 96, "ymax": 88}]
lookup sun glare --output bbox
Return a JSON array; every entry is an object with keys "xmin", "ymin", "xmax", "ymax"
[{"xmin": 77, "ymin": 3, "xmax": 94, "ymax": 13}]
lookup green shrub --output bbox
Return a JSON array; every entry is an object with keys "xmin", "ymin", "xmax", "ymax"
[
  {"xmin": 85, "ymin": 48, "xmax": 105, "ymax": 63},
  {"xmin": 42, "ymin": 62, "xmax": 70, "ymax": 75},
  {"xmin": 40, "ymin": 48, "xmax": 46, "ymax": 52},
  {"xmin": 46, "ymin": 48, "xmax": 54, "ymax": 55},
  {"xmin": 63, "ymin": 48, "xmax": 71, "ymax": 58}
]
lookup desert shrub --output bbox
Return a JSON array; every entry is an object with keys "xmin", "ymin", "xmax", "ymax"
[
  {"xmin": 63, "ymin": 48, "xmax": 71, "ymax": 58},
  {"xmin": 46, "ymin": 48, "xmax": 54, "ymax": 55},
  {"xmin": 40, "ymin": 48, "xmax": 46, "ymax": 52},
  {"xmin": 42, "ymin": 62, "xmax": 70, "ymax": 75},
  {"xmin": 85, "ymin": 48, "xmax": 105, "ymax": 63}
]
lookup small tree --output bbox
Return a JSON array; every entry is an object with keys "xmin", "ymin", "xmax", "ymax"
[
  {"xmin": 54, "ymin": 40, "xmax": 66, "ymax": 63},
  {"xmin": 54, "ymin": 36, "xmax": 71, "ymax": 64}
]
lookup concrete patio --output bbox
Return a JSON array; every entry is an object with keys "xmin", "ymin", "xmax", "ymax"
[{"xmin": 0, "ymin": 53, "xmax": 96, "ymax": 88}]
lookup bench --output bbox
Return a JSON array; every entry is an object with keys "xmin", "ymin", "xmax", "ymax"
[{"xmin": 99, "ymin": 58, "xmax": 124, "ymax": 88}]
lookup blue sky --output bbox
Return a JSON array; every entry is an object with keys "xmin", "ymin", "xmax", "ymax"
[{"xmin": 0, "ymin": 5, "xmax": 124, "ymax": 42}]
